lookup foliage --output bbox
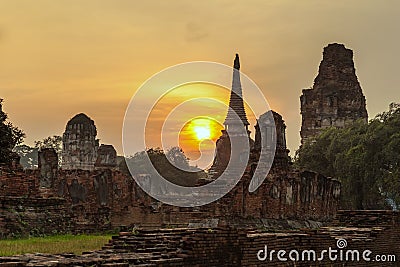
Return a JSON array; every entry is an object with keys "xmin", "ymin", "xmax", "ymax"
[
  {"xmin": 0, "ymin": 234, "xmax": 111, "ymax": 256},
  {"xmin": 0, "ymin": 99, "xmax": 25, "ymax": 163},
  {"xmin": 13, "ymin": 145, "xmax": 38, "ymax": 169},
  {"xmin": 295, "ymin": 103, "xmax": 400, "ymax": 210},
  {"xmin": 120, "ymin": 147, "xmax": 203, "ymax": 186},
  {"xmin": 34, "ymin": 135, "xmax": 62, "ymax": 154},
  {"xmin": 14, "ymin": 136, "xmax": 63, "ymax": 169},
  {"xmin": 34, "ymin": 135, "xmax": 63, "ymax": 166}
]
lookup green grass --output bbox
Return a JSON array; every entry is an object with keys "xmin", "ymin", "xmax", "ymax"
[{"xmin": 0, "ymin": 234, "xmax": 112, "ymax": 256}]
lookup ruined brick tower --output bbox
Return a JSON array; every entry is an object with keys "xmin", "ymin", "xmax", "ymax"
[
  {"xmin": 208, "ymin": 54, "xmax": 253, "ymax": 178},
  {"xmin": 95, "ymin": 144, "xmax": 117, "ymax": 169},
  {"xmin": 62, "ymin": 113, "xmax": 99, "ymax": 170},
  {"xmin": 224, "ymin": 54, "xmax": 250, "ymax": 131},
  {"xmin": 254, "ymin": 111, "xmax": 290, "ymax": 169},
  {"xmin": 300, "ymin": 43, "xmax": 368, "ymax": 143}
]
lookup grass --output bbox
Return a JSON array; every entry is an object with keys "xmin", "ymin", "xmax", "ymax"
[{"xmin": 0, "ymin": 234, "xmax": 112, "ymax": 256}]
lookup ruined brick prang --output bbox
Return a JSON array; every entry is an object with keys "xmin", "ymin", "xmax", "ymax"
[
  {"xmin": 208, "ymin": 54, "xmax": 254, "ymax": 179},
  {"xmin": 224, "ymin": 53, "xmax": 250, "ymax": 128},
  {"xmin": 253, "ymin": 111, "xmax": 290, "ymax": 170},
  {"xmin": 38, "ymin": 148, "xmax": 58, "ymax": 188},
  {"xmin": 62, "ymin": 113, "xmax": 99, "ymax": 170},
  {"xmin": 300, "ymin": 43, "xmax": 368, "ymax": 143},
  {"xmin": 62, "ymin": 114, "xmax": 118, "ymax": 171},
  {"xmin": 95, "ymin": 144, "xmax": 117, "ymax": 169}
]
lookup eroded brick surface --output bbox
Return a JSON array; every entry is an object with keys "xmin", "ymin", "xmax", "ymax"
[
  {"xmin": 0, "ymin": 161, "xmax": 341, "ymax": 238},
  {"xmin": 1, "ymin": 212, "xmax": 398, "ymax": 266},
  {"xmin": 300, "ymin": 43, "xmax": 368, "ymax": 144}
]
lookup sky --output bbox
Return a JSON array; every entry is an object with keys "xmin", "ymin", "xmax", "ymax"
[{"xmin": 1, "ymin": 0, "xmax": 399, "ymax": 163}]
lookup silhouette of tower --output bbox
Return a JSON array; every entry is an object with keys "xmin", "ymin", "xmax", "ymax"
[
  {"xmin": 62, "ymin": 113, "xmax": 99, "ymax": 170},
  {"xmin": 300, "ymin": 43, "xmax": 368, "ymax": 144},
  {"xmin": 224, "ymin": 54, "xmax": 250, "ymax": 131},
  {"xmin": 208, "ymin": 54, "xmax": 253, "ymax": 179}
]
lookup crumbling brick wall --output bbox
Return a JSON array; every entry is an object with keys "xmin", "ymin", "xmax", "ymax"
[
  {"xmin": 0, "ymin": 169, "xmax": 39, "ymax": 197},
  {"xmin": 0, "ymin": 138, "xmax": 341, "ymax": 238},
  {"xmin": 300, "ymin": 43, "xmax": 368, "ymax": 144},
  {"xmin": 0, "ymin": 164, "xmax": 340, "ymax": 237},
  {"xmin": 0, "ymin": 197, "xmax": 72, "ymax": 238}
]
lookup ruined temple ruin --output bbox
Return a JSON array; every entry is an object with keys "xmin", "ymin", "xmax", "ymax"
[
  {"xmin": 1, "ymin": 47, "xmax": 399, "ymax": 267},
  {"xmin": 0, "ymin": 56, "xmax": 340, "ymax": 239},
  {"xmin": 0, "ymin": 53, "xmax": 342, "ymax": 239},
  {"xmin": 300, "ymin": 43, "xmax": 368, "ymax": 143},
  {"xmin": 3, "ymin": 211, "xmax": 399, "ymax": 266},
  {"xmin": 38, "ymin": 148, "xmax": 58, "ymax": 188},
  {"xmin": 95, "ymin": 144, "xmax": 117, "ymax": 169},
  {"xmin": 62, "ymin": 113, "xmax": 117, "ymax": 171},
  {"xmin": 62, "ymin": 113, "xmax": 99, "ymax": 170},
  {"xmin": 253, "ymin": 111, "xmax": 290, "ymax": 170},
  {"xmin": 208, "ymin": 54, "xmax": 254, "ymax": 179},
  {"xmin": 209, "ymin": 54, "xmax": 291, "ymax": 181}
]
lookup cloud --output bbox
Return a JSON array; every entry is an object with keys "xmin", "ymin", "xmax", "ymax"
[
  {"xmin": 0, "ymin": 27, "xmax": 4, "ymax": 42},
  {"xmin": 185, "ymin": 22, "xmax": 208, "ymax": 42}
]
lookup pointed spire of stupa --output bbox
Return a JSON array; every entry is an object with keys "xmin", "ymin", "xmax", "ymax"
[{"xmin": 224, "ymin": 53, "xmax": 250, "ymax": 128}]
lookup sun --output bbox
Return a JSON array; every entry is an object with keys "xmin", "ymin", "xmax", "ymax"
[
  {"xmin": 193, "ymin": 125, "xmax": 211, "ymax": 140},
  {"xmin": 178, "ymin": 117, "xmax": 223, "ymax": 161},
  {"xmin": 188, "ymin": 118, "xmax": 214, "ymax": 141}
]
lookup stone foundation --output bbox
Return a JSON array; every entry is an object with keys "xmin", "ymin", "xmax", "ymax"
[
  {"xmin": 0, "ymin": 164, "xmax": 340, "ymax": 238},
  {"xmin": 0, "ymin": 211, "xmax": 398, "ymax": 266}
]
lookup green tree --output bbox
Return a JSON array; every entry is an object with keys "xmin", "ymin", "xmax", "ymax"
[
  {"xmin": 120, "ymin": 147, "xmax": 203, "ymax": 186},
  {"xmin": 13, "ymin": 144, "xmax": 38, "ymax": 169},
  {"xmin": 34, "ymin": 135, "xmax": 62, "ymax": 154},
  {"xmin": 14, "ymin": 136, "xmax": 63, "ymax": 169},
  {"xmin": 295, "ymin": 103, "xmax": 400, "ymax": 210},
  {"xmin": 34, "ymin": 135, "xmax": 63, "ymax": 166},
  {"xmin": 0, "ymin": 99, "xmax": 25, "ymax": 163}
]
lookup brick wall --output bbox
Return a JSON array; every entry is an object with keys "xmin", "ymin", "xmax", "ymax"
[
  {"xmin": 0, "ymin": 197, "xmax": 71, "ymax": 238},
  {"xmin": 0, "ymin": 164, "xmax": 340, "ymax": 237},
  {"xmin": 0, "ymin": 171, "xmax": 39, "ymax": 197},
  {"xmin": 1, "ymin": 211, "xmax": 398, "ymax": 266}
]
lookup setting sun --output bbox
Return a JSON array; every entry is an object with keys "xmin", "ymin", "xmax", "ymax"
[
  {"xmin": 193, "ymin": 126, "xmax": 211, "ymax": 140},
  {"xmin": 178, "ymin": 117, "xmax": 223, "ymax": 163},
  {"xmin": 192, "ymin": 120, "xmax": 212, "ymax": 141},
  {"xmin": 187, "ymin": 118, "xmax": 216, "ymax": 142}
]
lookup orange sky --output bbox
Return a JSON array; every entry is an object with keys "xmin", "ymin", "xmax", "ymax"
[
  {"xmin": 142, "ymin": 82, "xmax": 256, "ymax": 168},
  {"xmin": 1, "ymin": 0, "xmax": 400, "ymax": 162}
]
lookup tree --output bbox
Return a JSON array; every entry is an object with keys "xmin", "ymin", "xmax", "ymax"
[
  {"xmin": 0, "ymin": 99, "xmax": 25, "ymax": 164},
  {"xmin": 14, "ymin": 135, "xmax": 63, "ymax": 169},
  {"xmin": 13, "ymin": 144, "xmax": 38, "ymax": 169},
  {"xmin": 295, "ymin": 103, "xmax": 400, "ymax": 210},
  {"xmin": 34, "ymin": 135, "xmax": 62, "ymax": 154},
  {"xmin": 120, "ymin": 147, "xmax": 203, "ymax": 186},
  {"xmin": 34, "ymin": 135, "xmax": 63, "ymax": 166}
]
